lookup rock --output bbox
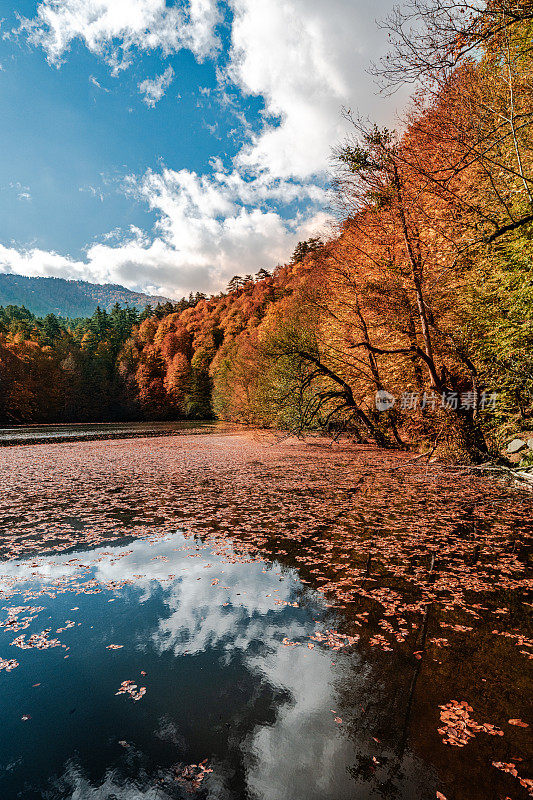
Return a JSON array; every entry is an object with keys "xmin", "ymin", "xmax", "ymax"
[
  {"xmin": 507, "ymin": 438, "xmax": 526, "ymax": 454},
  {"xmin": 527, "ymin": 438, "xmax": 533, "ymax": 451},
  {"xmin": 507, "ymin": 452, "xmax": 523, "ymax": 464},
  {"xmin": 516, "ymin": 471, "xmax": 533, "ymax": 485}
]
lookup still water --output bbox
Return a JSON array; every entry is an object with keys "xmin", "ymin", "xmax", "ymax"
[
  {"xmin": 0, "ymin": 420, "xmax": 220, "ymax": 445},
  {"xmin": 0, "ymin": 428, "xmax": 531, "ymax": 799},
  {"xmin": 0, "ymin": 530, "xmax": 429, "ymax": 800}
]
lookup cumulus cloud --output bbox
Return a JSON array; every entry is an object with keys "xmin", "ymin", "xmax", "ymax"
[
  {"xmin": 246, "ymin": 647, "xmax": 361, "ymax": 800},
  {"xmin": 0, "ymin": 168, "xmax": 331, "ymax": 297},
  {"xmin": 8, "ymin": 0, "xmax": 407, "ymax": 294},
  {"xmin": 138, "ymin": 65, "xmax": 174, "ymax": 107},
  {"xmin": 227, "ymin": 0, "xmax": 404, "ymax": 180},
  {"xmin": 18, "ymin": 0, "xmax": 221, "ymax": 71}
]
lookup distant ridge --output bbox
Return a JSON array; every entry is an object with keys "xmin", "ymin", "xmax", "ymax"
[{"xmin": 0, "ymin": 273, "xmax": 173, "ymax": 318}]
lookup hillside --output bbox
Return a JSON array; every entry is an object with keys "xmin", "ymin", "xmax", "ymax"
[{"xmin": 0, "ymin": 273, "xmax": 172, "ymax": 317}]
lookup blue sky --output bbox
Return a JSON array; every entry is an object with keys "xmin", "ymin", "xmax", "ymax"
[{"xmin": 0, "ymin": 0, "xmax": 403, "ymax": 297}]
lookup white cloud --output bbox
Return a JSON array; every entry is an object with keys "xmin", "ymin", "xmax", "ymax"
[
  {"xmin": 7, "ymin": 0, "xmax": 408, "ymax": 295},
  {"xmin": 227, "ymin": 0, "xmax": 405, "ymax": 180},
  {"xmin": 18, "ymin": 0, "xmax": 221, "ymax": 71},
  {"xmin": 246, "ymin": 647, "xmax": 361, "ymax": 800},
  {"xmin": 138, "ymin": 65, "xmax": 174, "ymax": 106},
  {"xmin": 8, "ymin": 181, "xmax": 32, "ymax": 201},
  {"xmin": 89, "ymin": 74, "xmax": 110, "ymax": 92},
  {"xmin": 0, "ymin": 169, "xmax": 331, "ymax": 297},
  {"xmin": 17, "ymin": 0, "xmax": 403, "ymax": 177}
]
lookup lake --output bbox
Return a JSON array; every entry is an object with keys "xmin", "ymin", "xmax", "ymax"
[
  {"xmin": 0, "ymin": 420, "xmax": 226, "ymax": 446},
  {"xmin": 0, "ymin": 426, "xmax": 531, "ymax": 799}
]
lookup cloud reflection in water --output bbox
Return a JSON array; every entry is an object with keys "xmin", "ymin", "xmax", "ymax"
[{"xmin": 0, "ymin": 532, "xmax": 429, "ymax": 799}]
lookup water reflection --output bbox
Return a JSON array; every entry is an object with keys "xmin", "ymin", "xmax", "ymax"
[{"xmin": 0, "ymin": 532, "xmax": 433, "ymax": 799}]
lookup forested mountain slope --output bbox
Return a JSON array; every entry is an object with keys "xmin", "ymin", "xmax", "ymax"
[{"xmin": 0, "ymin": 274, "xmax": 171, "ymax": 317}]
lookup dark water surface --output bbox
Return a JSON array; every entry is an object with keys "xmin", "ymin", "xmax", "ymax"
[
  {"xmin": 0, "ymin": 532, "xmax": 376, "ymax": 800},
  {"xmin": 0, "ymin": 420, "xmax": 225, "ymax": 446},
  {"xmin": 0, "ymin": 428, "xmax": 531, "ymax": 799}
]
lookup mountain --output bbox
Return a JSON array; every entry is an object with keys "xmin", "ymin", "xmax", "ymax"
[{"xmin": 0, "ymin": 274, "xmax": 173, "ymax": 318}]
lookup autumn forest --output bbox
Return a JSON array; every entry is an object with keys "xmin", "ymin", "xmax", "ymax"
[{"xmin": 1, "ymin": 2, "xmax": 532, "ymax": 465}]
